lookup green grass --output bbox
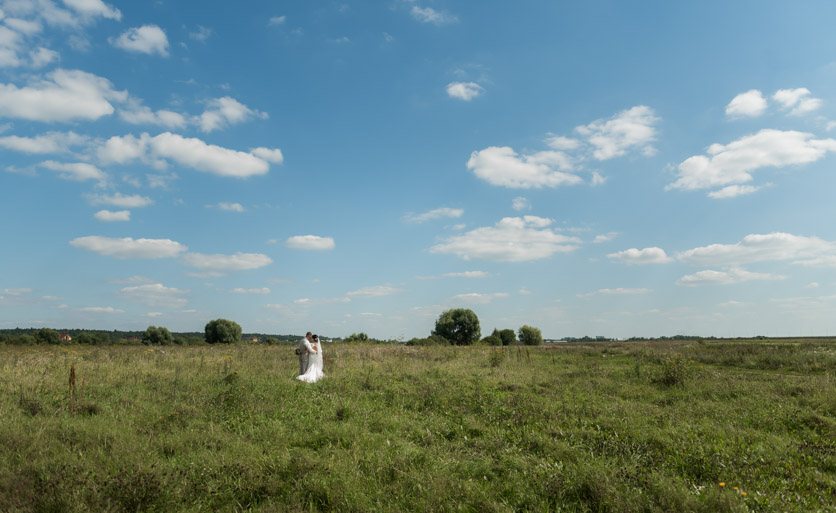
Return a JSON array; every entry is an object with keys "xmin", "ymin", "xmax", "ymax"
[{"xmin": 0, "ymin": 340, "xmax": 834, "ymax": 512}]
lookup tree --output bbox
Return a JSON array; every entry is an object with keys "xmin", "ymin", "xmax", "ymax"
[
  {"xmin": 76, "ymin": 332, "xmax": 110, "ymax": 345},
  {"xmin": 518, "ymin": 325, "xmax": 543, "ymax": 346},
  {"xmin": 492, "ymin": 328, "xmax": 517, "ymax": 346},
  {"xmin": 143, "ymin": 325, "xmax": 173, "ymax": 345},
  {"xmin": 433, "ymin": 308, "xmax": 480, "ymax": 346},
  {"xmin": 406, "ymin": 334, "xmax": 450, "ymax": 346},
  {"xmin": 204, "ymin": 319, "xmax": 242, "ymax": 344},
  {"xmin": 35, "ymin": 328, "xmax": 60, "ymax": 345},
  {"xmin": 344, "ymin": 332, "xmax": 369, "ymax": 343},
  {"xmin": 481, "ymin": 334, "xmax": 502, "ymax": 346}
]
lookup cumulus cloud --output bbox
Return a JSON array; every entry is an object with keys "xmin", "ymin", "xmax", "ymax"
[
  {"xmin": 40, "ymin": 160, "xmax": 106, "ymax": 182},
  {"xmin": 575, "ymin": 105, "xmax": 659, "ymax": 160},
  {"xmin": 268, "ymin": 15, "xmax": 286, "ymax": 25},
  {"xmin": 188, "ymin": 25, "xmax": 212, "ymax": 42},
  {"xmin": 216, "ymin": 202, "xmax": 244, "ymax": 212},
  {"xmin": 467, "ymin": 146, "xmax": 581, "ymax": 189},
  {"xmin": 63, "ymin": 0, "xmax": 121, "ymax": 20},
  {"xmin": 0, "ymin": 131, "xmax": 89, "ymax": 154},
  {"xmin": 199, "ymin": 97, "xmax": 267, "ymax": 132},
  {"xmin": 593, "ymin": 232, "xmax": 618, "ymax": 243},
  {"xmin": 430, "ymin": 216, "xmax": 580, "ymax": 262},
  {"xmin": 149, "ymin": 132, "xmax": 271, "ymax": 178},
  {"xmin": 119, "ymin": 100, "xmax": 187, "ymax": 129},
  {"xmin": 70, "ymin": 236, "xmax": 187, "ymax": 259},
  {"xmin": 512, "ymin": 197, "xmax": 531, "ymax": 211},
  {"xmin": 773, "ymin": 88, "xmax": 822, "ymax": 116},
  {"xmin": 230, "ymin": 287, "xmax": 270, "ymax": 294},
  {"xmin": 450, "ymin": 292, "xmax": 508, "ymax": 305},
  {"xmin": 97, "ymin": 133, "xmax": 150, "ymax": 164},
  {"xmin": 546, "ymin": 135, "xmax": 581, "ymax": 151},
  {"xmin": 346, "ymin": 285, "xmax": 405, "ymax": 298},
  {"xmin": 579, "ymin": 288, "xmax": 653, "ymax": 297},
  {"xmin": 607, "ymin": 247, "xmax": 673, "ymax": 264},
  {"xmin": 404, "ymin": 207, "xmax": 463, "ymax": 223},
  {"xmin": 93, "ymin": 209, "xmax": 130, "ymax": 221},
  {"xmin": 442, "ymin": 271, "xmax": 490, "ymax": 278},
  {"xmin": 80, "ymin": 306, "xmax": 123, "ymax": 313},
  {"xmin": 111, "ymin": 25, "xmax": 169, "ymax": 56},
  {"xmin": 120, "ymin": 283, "xmax": 187, "ymax": 308},
  {"xmin": 725, "ymin": 89, "xmax": 767, "ymax": 118},
  {"xmin": 707, "ymin": 184, "xmax": 766, "ymax": 199},
  {"xmin": 446, "ymin": 82, "xmax": 483, "ymax": 101},
  {"xmin": 182, "ymin": 252, "xmax": 272, "ymax": 271},
  {"xmin": 30, "ymin": 47, "xmax": 59, "ymax": 67},
  {"xmin": 86, "ymin": 192, "xmax": 153, "ymax": 208},
  {"xmin": 677, "ymin": 232, "xmax": 835, "ymax": 267},
  {"xmin": 285, "ymin": 235, "xmax": 335, "ymax": 251},
  {"xmin": 250, "ymin": 147, "xmax": 283, "ymax": 163},
  {"xmin": 676, "ymin": 268, "xmax": 787, "ymax": 286},
  {"xmin": 410, "ymin": 6, "xmax": 457, "ymax": 25},
  {"xmin": 668, "ymin": 130, "xmax": 836, "ymax": 195},
  {"xmin": 0, "ymin": 68, "xmax": 126, "ymax": 122}
]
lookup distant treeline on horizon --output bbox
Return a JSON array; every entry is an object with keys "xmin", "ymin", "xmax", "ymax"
[{"xmin": 0, "ymin": 327, "xmax": 303, "ymax": 346}]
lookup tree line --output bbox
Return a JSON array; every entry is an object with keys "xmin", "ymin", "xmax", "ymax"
[{"xmin": 406, "ymin": 308, "xmax": 544, "ymax": 346}]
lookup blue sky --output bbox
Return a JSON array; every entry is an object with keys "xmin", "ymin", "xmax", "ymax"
[{"xmin": 2, "ymin": 0, "xmax": 836, "ymax": 340}]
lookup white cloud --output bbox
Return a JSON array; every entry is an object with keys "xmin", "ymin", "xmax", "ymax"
[
  {"xmin": 404, "ymin": 207, "xmax": 463, "ymax": 223},
  {"xmin": 145, "ymin": 312, "xmax": 163, "ymax": 317},
  {"xmin": 268, "ymin": 15, "xmax": 286, "ymax": 25},
  {"xmin": 668, "ymin": 130, "xmax": 836, "ymax": 194},
  {"xmin": 718, "ymin": 300, "xmax": 746, "ymax": 307},
  {"xmin": 109, "ymin": 275, "xmax": 154, "ymax": 285},
  {"xmin": 62, "ymin": 0, "xmax": 121, "ymax": 20},
  {"xmin": 111, "ymin": 25, "xmax": 169, "ymax": 56},
  {"xmin": 97, "ymin": 133, "xmax": 149, "ymax": 164},
  {"xmin": 546, "ymin": 135, "xmax": 580, "ymax": 151},
  {"xmin": 805, "ymin": 282, "xmax": 820, "ymax": 289},
  {"xmin": 250, "ymin": 147, "xmax": 283, "ymax": 163},
  {"xmin": 677, "ymin": 232, "xmax": 835, "ymax": 267},
  {"xmin": 593, "ymin": 232, "xmax": 618, "ymax": 243},
  {"xmin": 86, "ymin": 192, "xmax": 153, "ymax": 208},
  {"xmin": 199, "ymin": 97, "xmax": 267, "ymax": 132},
  {"xmin": 119, "ymin": 101, "xmax": 187, "ymax": 129},
  {"xmin": 773, "ymin": 88, "xmax": 822, "ymax": 116},
  {"xmin": 0, "ymin": 68, "xmax": 125, "ymax": 122},
  {"xmin": 442, "ymin": 271, "xmax": 490, "ymax": 278},
  {"xmin": 285, "ymin": 235, "xmax": 335, "ymax": 250},
  {"xmin": 579, "ymin": 288, "xmax": 653, "ymax": 297},
  {"xmin": 511, "ymin": 197, "xmax": 531, "ymax": 211},
  {"xmin": 2, "ymin": 288, "xmax": 32, "ymax": 295},
  {"xmin": 188, "ymin": 25, "xmax": 212, "ymax": 42},
  {"xmin": 346, "ymin": 285, "xmax": 405, "ymax": 298},
  {"xmin": 182, "ymin": 252, "xmax": 272, "ymax": 271},
  {"xmin": 149, "ymin": 132, "xmax": 271, "ymax": 178},
  {"xmin": 120, "ymin": 283, "xmax": 187, "ymax": 308},
  {"xmin": 467, "ymin": 146, "xmax": 581, "ymax": 189},
  {"xmin": 5, "ymin": 18, "xmax": 43, "ymax": 35},
  {"xmin": 230, "ymin": 287, "xmax": 270, "ymax": 294},
  {"xmin": 30, "ymin": 47, "xmax": 59, "ymax": 67},
  {"xmin": 40, "ymin": 160, "xmax": 106, "ymax": 182},
  {"xmin": 518, "ymin": 288, "xmax": 532, "ymax": 295},
  {"xmin": 0, "ymin": 131, "xmax": 89, "ymax": 154},
  {"xmin": 590, "ymin": 171, "xmax": 607, "ymax": 186},
  {"xmin": 446, "ymin": 82, "xmax": 483, "ymax": 101},
  {"xmin": 725, "ymin": 89, "xmax": 767, "ymax": 118},
  {"xmin": 70, "ymin": 236, "xmax": 187, "ymax": 259},
  {"xmin": 80, "ymin": 306, "xmax": 123, "ymax": 313},
  {"xmin": 707, "ymin": 184, "xmax": 766, "ymax": 199},
  {"xmin": 676, "ymin": 268, "xmax": 787, "ymax": 286},
  {"xmin": 575, "ymin": 105, "xmax": 658, "ymax": 160},
  {"xmin": 449, "ymin": 292, "xmax": 508, "ymax": 305},
  {"xmin": 430, "ymin": 216, "xmax": 580, "ymax": 262},
  {"xmin": 93, "ymin": 209, "xmax": 129, "ymax": 221},
  {"xmin": 607, "ymin": 247, "xmax": 673, "ymax": 265},
  {"xmin": 216, "ymin": 202, "xmax": 244, "ymax": 212},
  {"xmin": 410, "ymin": 6, "xmax": 457, "ymax": 25}
]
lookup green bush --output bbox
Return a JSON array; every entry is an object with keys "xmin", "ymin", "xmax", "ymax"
[
  {"xmin": 142, "ymin": 326, "xmax": 173, "ymax": 345},
  {"xmin": 433, "ymin": 308, "xmax": 480, "ymax": 346},
  {"xmin": 481, "ymin": 335, "xmax": 502, "ymax": 346},
  {"xmin": 518, "ymin": 325, "xmax": 543, "ymax": 346},
  {"xmin": 204, "ymin": 319, "xmax": 243, "ymax": 344},
  {"xmin": 493, "ymin": 328, "xmax": 517, "ymax": 346},
  {"xmin": 35, "ymin": 328, "xmax": 60, "ymax": 345},
  {"xmin": 406, "ymin": 334, "xmax": 450, "ymax": 346}
]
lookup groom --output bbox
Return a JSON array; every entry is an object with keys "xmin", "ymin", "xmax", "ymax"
[{"xmin": 296, "ymin": 332, "xmax": 313, "ymax": 375}]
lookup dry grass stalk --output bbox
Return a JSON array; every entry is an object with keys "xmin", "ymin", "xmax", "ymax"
[{"xmin": 69, "ymin": 365, "xmax": 76, "ymax": 415}]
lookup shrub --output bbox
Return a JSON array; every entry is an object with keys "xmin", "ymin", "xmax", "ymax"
[
  {"xmin": 142, "ymin": 326, "xmax": 173, "ymax": 345},
  {"xmin": 481, "ymin": 335, "xmax": 502, "ymax": 346},
  {"xmin": 406, "ymin": 335, "xmax": 450, "ymax": 346},
  {"xmin": 495, "ymin": 328, "xmax": 517, "ymax": 346},
  {"xmin": 205, "ymin": 319, "xmax": 242, "ymax": 344},
  {"xmin": 433, "ymin": 308, "xmax": 480, "ymax": 346},
  {"xmin": 35, "ymin": 328, "xmax": 60, "ymax": 345},
  {"xmin": 344, "ymin": 332, "xmax": 369, "ymax": 343},
  {"xmin": 518, "ymin": 325, "xmax": 543, "ymax": 346},
  {"xmin": 655, "ymin": 354, "xmax": 693, "ymax": 386}
]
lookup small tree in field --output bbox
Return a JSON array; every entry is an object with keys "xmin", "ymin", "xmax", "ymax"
[
  {"xmin": 205, "ymin": 319, "xmax": 242, "ymax": 344},
  {"xmin": 518, "ymin": 325, "xmax": 543, "ymax": 346},
  {"xmin": 143, "ymin": 325, "xmax": 173, "ymax": 345},
  {"xmin": 492, "ymin": 328, "xmax": 517, "ymax": 346},
  {"xmin": 433, "ymin": 308, "xmax": 480, "ymax": 346}
]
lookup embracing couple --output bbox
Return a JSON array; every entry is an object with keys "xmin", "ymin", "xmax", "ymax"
[{"xmin": 295, "ymin": 332, "xmax": 325, "ymax": 383}]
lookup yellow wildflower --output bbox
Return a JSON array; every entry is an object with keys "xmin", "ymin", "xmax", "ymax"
[{"xmin": 719, "ymin": 482, "xmax": 725, "ymax": 487}]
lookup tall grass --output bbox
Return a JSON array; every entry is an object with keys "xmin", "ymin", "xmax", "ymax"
[{"xmin": 0, "ymin": 340, "xmax": 834, "ymax": 511}]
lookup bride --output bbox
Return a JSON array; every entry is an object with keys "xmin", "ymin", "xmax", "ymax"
[{"xmin": 297, "ymin": 334, "xmax": 325, "ymax": 383}]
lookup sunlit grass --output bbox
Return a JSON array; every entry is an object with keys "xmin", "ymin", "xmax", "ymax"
[{"xmin": 0, "ymin": 340, "xmax": 834, "ymax": 511}]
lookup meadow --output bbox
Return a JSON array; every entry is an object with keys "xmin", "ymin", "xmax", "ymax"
[{"xmin": 0, "ymin": 339, "xmax": 834, "ymax": 512}]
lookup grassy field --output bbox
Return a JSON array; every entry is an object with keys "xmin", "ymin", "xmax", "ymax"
[{"xmin": 0, "ymin": 339, "xmax": 835, "ymax": 512}]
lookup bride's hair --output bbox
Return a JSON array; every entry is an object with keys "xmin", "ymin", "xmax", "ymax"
[{"xmin": 312, "ymin": 334, "xmax": 319, "ymax": 341}]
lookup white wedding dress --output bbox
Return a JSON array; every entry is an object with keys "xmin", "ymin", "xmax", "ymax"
[{"xmin": 297, "ymin": 339, "xmax": 325, "ymax": 383}]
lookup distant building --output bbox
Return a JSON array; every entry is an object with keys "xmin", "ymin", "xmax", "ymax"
[{"xmin": 59, "ymin": 334, "xmax": 72, "ymax": 341}]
